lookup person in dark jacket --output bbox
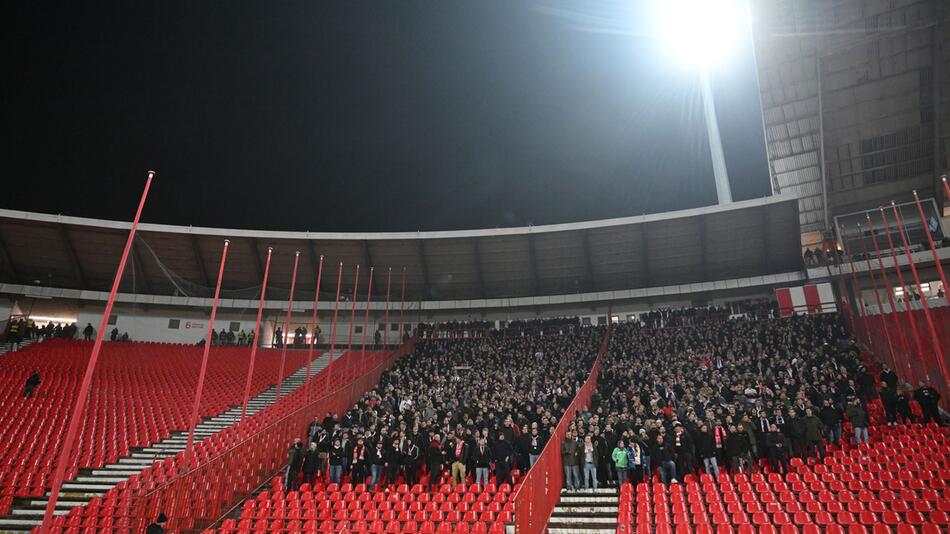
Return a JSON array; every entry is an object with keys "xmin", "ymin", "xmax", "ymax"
[
  {"xmin": 527, "ymin": 427, "xmax": 545, "ymax": 467},
  {"xmin": 783, "ymin": 409, "xmax": 806, "ymax": 458},
  {"xmin": 880, "ymin": 366, "xmax": 898, "ymax": 390},
  {"xmin": 560, "ymin": 431, "xmax": 581, "ymax": 491},
  {"xmin": 653, "ymin": 435, "xmax": 677, "ymax": 485},
  {"xmin": 286, "ymin": 439, "xmax": 305, "ymax": 490},
  {"xmin": 350, "ymin": 437, "xmax": 368, "ymax": 486},
  {"xmin": 695, "ymin": 424, "xmax": 719, "ymax": 477},
  {"xmin": 426, "ymin": 435, "xmax": 444, "ymax": 491},
  {"xmin": 879, "ymin": 384, "xmax": 898, "ymax": 426},
  {"xmin": 145, "ymin": 512, "xmax": 168, "ymax": 534},
  {"xmin": 328, "ymin": 439, "xmax": 345, "ymax": 484},
  {"xmin": 472, "ymin": 437, "xmax": 493, "ymax": 489},
  {"xmin": 914, "ymin": 384, "xmax": 942, "ymax": 425},
  {"xmin": 672, "ymin": 425, "xmax": 695, "ymax": 478},
  {"xmin": 492, "ymin": 432, "xmax": 514, "ymax": 486},
  {"xmin": 818, "ymin": 400, "xmax": 841, "ymax": 445},
  {"xmin": 402, "ymin": 438, "xmax": 421, "ymax": 486},
  {"xmin": 802, "ymin": 408, "xmax": 825, "ymax": 460},
  {"xmin": 845, "ymin": 398, "xmax": 869, "ymax": 445},
  {"xmin": 368, "ymin": 441, "xmax": 388, "ymax": 490},
  {"xmin": 895, "ymin": 390, "xmax": 914, "ymax": 424},
  {"xmin": 22, "ymin": 371, "xmax": 40, "ymax": 398},
  {"xmin": 302, "ymin": 442, "xmax": 321, "ymax": 485},
  {"xmin": 765, "ymin": 424, "xmax": 790, "ymax": 474},
  {"xmin": 725, "ymin": 424, "xmax": 752, "ymax": 473}
]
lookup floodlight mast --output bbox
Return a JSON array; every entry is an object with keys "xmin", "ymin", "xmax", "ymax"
[
  {"xmin": 700, "ymin": 68, "xmax": 732, "ymax": 204},
  {"xmin": 658, "ymin": 0, "xmax": 739, "ymax": 204}
]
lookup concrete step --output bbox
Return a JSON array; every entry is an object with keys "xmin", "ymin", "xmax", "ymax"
[
  {"xmin": 61, "ymin": 482, "xmax": 115, "ymax": 492},
  {"xmin": 74, "ymin": 476, "xmax": 128, "ymax": 484},
  {"xmin": 27, "ymin": 500, "xmax": 87, "ymax": 509},
  {"xmin": 548, "ymin": 529, "xmax": 616, "ymax": 534},
  {"xmin": 0, "ymin": 518, "xmax": 42, "ymax": 529},
  {"xmin": 92, "ymin": 468, "xmax": 142, "ymax": 476},
  {"xmin": 552, "ymin": 506, "xmax": 618, "ymax": 514},
  {"xmin": 557, "ymin": 496, "xmax": 617, "ymax": 504},
  {"xmin": 10, "ymin": 508, "xmax": 68, "ymax": 517}
]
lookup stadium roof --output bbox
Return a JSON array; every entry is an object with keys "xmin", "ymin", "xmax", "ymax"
[{"xmin": 0, "ymin": 195, "xmax": 802, "ymax": 302}]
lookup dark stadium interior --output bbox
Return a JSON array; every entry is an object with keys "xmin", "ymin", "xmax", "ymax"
[{"xmin": 0, "ymin": 1, "xmax": 949, "ymax": 534}]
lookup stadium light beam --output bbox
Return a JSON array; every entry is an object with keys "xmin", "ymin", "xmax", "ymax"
[{"xmin": 658, "ymin": 0, "xmax": 746, "ymax": 204}]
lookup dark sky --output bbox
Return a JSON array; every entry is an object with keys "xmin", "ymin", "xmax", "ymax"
[{"xmin": 2, "ymin": 1, "xmax": 771, "ymax": 232}]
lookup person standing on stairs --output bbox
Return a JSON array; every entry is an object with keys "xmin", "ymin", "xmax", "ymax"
[
  {"xmin": 285, "ymin": 438, "xmax": 305, "ymax": 490},
  {"xmin": 560, "ymin": 430, "xmax": 581, "ymax": 492},
  {"xmin": 582, "ymin": 434, "xmax": 599, "ymax": 491}
]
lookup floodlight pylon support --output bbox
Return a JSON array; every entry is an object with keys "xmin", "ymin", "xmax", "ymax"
[{"xmin": 700, "ymin": 69, "xmax": 732, "ymax": 204}]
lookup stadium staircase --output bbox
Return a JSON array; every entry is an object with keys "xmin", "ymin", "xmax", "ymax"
[
  {"xmin": 0, "ymin": 350, "xmax": 336, "ymax": 532},
  {"xmin": 546, "ymin": 488, "xmax": 618, "ymax": 534},
  {"xmin": 0, "ymin": 340, "xmax": 32, "ymax": 356}
]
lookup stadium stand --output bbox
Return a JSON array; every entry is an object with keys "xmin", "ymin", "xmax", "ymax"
[
  {"xmin": 560, "ymin": 313, "xmax": 948, "ymax": 534},
  {"xmin": 0, "ymin": 339, "xmax": 317, "ymax": 526},
  {"xmin": 30, "ymin": 347, "xmax": 392, "ymax": 532},
  {"xmin": 208, "ymin": 326, "xmax": 608, "ymax": 534}
]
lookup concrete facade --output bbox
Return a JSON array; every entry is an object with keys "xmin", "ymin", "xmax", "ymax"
[{"xmin": 752, "ymin": 0, "xmax": 949, "ymax": 243}]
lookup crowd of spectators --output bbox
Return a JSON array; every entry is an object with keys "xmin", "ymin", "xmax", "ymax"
[
  {"xmin": 556, "ymin": 313, "xmax": 942, "ymax": 492},
  {"xmin": 3, "ymin": 318, "xmax": 82, "ymax": 344},
  {"xmin": 285, "ymin": 326, "xmax": 605, "ymax": 492}
]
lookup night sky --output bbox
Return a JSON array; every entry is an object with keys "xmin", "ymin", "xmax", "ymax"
[{"xmin": 3, "ymin": 1, "xmax": 771, "ymax": 232}]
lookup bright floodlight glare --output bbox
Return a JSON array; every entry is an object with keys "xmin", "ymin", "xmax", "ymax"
[{"xmin": 658, "ymin": 0, "xmax": 743, "ymax": 67}]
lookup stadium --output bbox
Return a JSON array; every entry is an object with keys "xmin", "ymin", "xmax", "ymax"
[{"xmin": 1, "ymin": 1, "xmax": 949, "ymax": 533}]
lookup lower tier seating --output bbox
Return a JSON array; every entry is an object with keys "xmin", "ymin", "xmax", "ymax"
[{"xmin": 0, "ymin": 339, "xmax": 311, "ymax": 514}]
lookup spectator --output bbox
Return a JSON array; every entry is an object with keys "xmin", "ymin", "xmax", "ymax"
[
  {"xmin": 145, "ymin": 512, "xmax": 168, "ymax": 534},
  {"xmin": 82, "ymin": 323, "xmax": 94, "ymax": 341},
  {"xmin": 328, "ymin": 439, "xmax": 344, "ymax": 484},
  {"xmin": 302, "ymin": 442, "xmax": 321, "ymax": 485},
  {"xmin": 22, "ymin": 370, "xmax": 40, "ymax": 398},
  {"xmin": 285, "ymin": 438, "xmax": 305, "ymax": 490},
  {"xmin": 472, "ymin": 437, "xmax": 492, "ymax": 489},
  {"xmin": 914, "ymin": 383, "xmax": 942, "ymax": 425},
  {"xmin": 846, "ymin": 398, "xmax": 869, "ymax": 445},
  {"xmin": 581, "ymin": 434, "xmax": 599, "ymax": 490},
  {"xmin": 561, "ymin": 430, "xmax": 581, "ymax": 491}
]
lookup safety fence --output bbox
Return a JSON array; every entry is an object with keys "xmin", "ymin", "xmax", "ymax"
[
  {"xmin": 853, "ymin": 306, "xmax": 950, "ymax": 411},
  {"xmin": 129, "ymin": 341, "xmax": 415, "ymax": 532},
  {"xmin": 512, "ymin": 327, "xmax": 610, "ymax": 534}
]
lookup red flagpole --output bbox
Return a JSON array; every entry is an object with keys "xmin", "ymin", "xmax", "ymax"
[
  {"xmin": 857, "ymin": 224, "xmax": 896, "ymax": 370},
  {"xmin": 912, "ymin": 190, "xmax": 949, "ymax": 306},
  {"xmin": 399, "ymin": 268, "xmax": 407, "ymax": 343},
  {"xmin": 305, "ymin": 254, "xmax": 324, "ymax": 402},
  {"xmin": 383, "ymin": 268, "xmax": 392, "ymax": 348},
  {"xmin": 241, "ymin": 247, "xmax": 273, "ymax": 422},
  {"xmin": 841, "ymin": 227, "xmax": 872, "ymax": 349},
  {"xmin": 830, "ymin": 235, "xmax": 855, "ymax": 335},
  {"xmin": 360, "ymin": 267, "xmax": 375, "ymax": 373},
  {"xmin": 891, "ymin": 202, "xmax": 946, "ymax": 386},
  {"xmin": 347, "ymin": 265, "xmax": 361, "ymax": 352},
  {"xmin": 185, "ymin": 239, "xmax": 230, "ymax": 457},
  {"xmin": 41, "ymin": 171, "xmax": 154, "ymax": 533},
  {"xmin": 326, "ymin": 261, "xmax": 344, "ymax": 391},
  {"xmin": 880, "ymin": 207, "xmax": 925, "ymax": 384},
  {"xmin": 867, "ymin": 215, "xmax": 911, "ymax": 380},
  {"xmin": 275, "ymin": 251, "xmax": 301, "ymax": 400}
]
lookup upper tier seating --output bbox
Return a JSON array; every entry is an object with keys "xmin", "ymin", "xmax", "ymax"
[{"xmin": 0, "ymin": 339, "xmax": 311, "ymax": 515}]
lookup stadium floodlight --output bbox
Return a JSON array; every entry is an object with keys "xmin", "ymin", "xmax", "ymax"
[
  {"xmin": 658, "ymin": 0, "xmax": 743, "ymax": 67},
  {"xmin": 657, "ymin": 0, "xmax": 747, "ymax": 204}
]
